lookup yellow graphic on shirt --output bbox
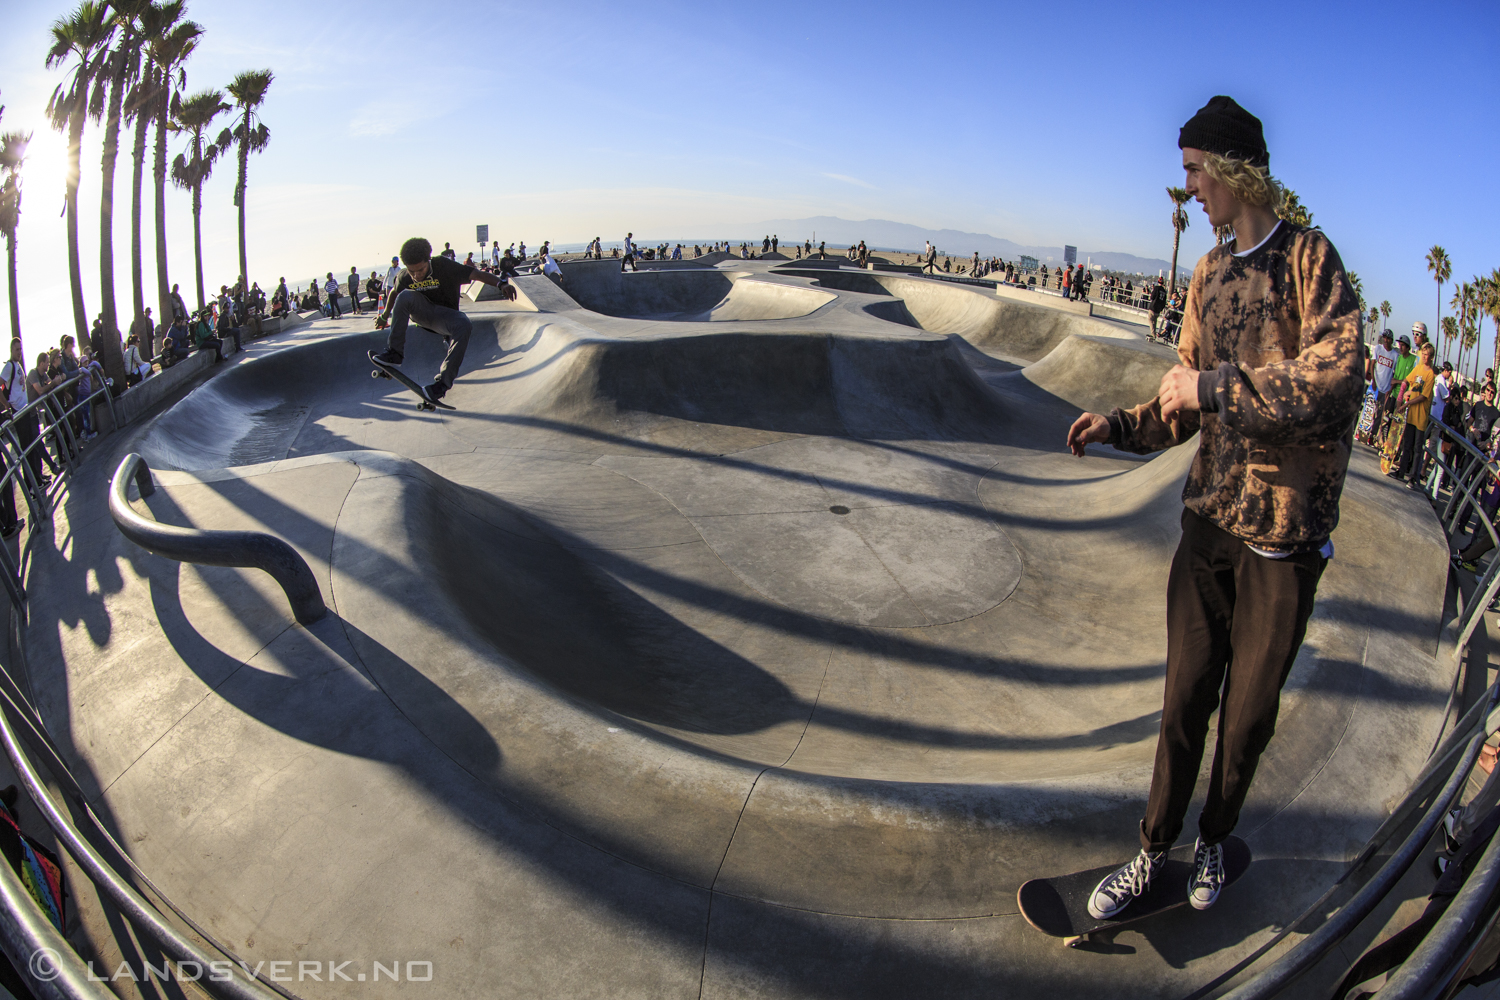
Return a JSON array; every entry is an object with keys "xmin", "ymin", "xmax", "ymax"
[{"xmin": 409, "ymin": 278, "xmax": 441, "ymax": 291}]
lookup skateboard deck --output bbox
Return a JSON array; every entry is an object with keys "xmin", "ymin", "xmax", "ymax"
[
  {"xmin": 1356, "ymin": 389, "xmax": 1379, "ymax": 442},
  {"xmin": 1018, "ymin": 837, "xmax": 1251, "ymax": 948},
  {"xmin": 1380, "ymin": 410, "xmax": 1406, "ymax": 474},
  {"xmin": 368, "ymin": 350, "xmax": 455, "ymax": 411}
]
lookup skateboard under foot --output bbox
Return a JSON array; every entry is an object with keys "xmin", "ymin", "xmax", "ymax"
[{"xmin": 1018, "ymin": 837, "xmax": 1251, "ymax": 948}]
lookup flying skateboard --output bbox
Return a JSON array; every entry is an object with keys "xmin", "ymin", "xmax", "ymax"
[
  {"xmin": 367, "ymin": 349, "xmax": 455, "ymax": 411},
  {"xmin": 1017, "ymin": 837, "xmax": 1251, "ymax": 948}
]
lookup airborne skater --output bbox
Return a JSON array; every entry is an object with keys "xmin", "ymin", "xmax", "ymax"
[
  {"xmin": 1064, "ymin": 96, "xmax": 1363, "ymax": 920},
  {"xmin": 372, "ymin": 237, "xmax": 512, "ymax": 403}
]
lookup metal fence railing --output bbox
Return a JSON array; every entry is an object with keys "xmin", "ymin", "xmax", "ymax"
[{"xmin": 0, "ymin": 359, "xmax": 298, "ymax": 1000}]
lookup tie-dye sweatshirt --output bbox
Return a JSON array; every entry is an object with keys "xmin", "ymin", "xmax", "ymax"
[{"xmin": 1106, "ymin": 221, "xmax": 1365, "ymax": 554}]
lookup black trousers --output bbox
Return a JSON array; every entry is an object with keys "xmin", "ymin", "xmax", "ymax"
[
  {"xmin": 1141, "ymin": 509, "xmax": 1327, "ymax": 852},
  {"xmin": 1397, "ymin": 421, "xmax": 1424, "ymax": 478},
  {"xmin": 14, "ymin": 409, "xmax": 57, "ymax": 487}
]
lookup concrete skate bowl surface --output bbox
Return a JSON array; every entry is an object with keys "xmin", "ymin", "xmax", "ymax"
[
  {"xmin": 796, "ymin": 267, "xmax": 1137, "ymax": 363},
  {"xmin": 63, "ymin": 265, "xmax": 1458, "ymax": 997},
  {"xmin": 558, "ymin": 262, "xmax": 835, "ymax": 320}
]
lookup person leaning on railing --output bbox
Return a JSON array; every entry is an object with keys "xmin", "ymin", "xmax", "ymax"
[{"xmin": 25, "ymin": 352, "xmax": 66, "ymax": 477}]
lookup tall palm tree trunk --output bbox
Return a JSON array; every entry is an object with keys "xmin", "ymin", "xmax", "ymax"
[
  {"xmin": 5, "ymin": 232, "xmax": 18, "ymax": 344},
  {"xmin": 1169, "ymin": 229, "xmax": 1182, "ymax": 296},
  {"xmin": 65, "ymin": 105, "xmax": 88, "ymax": 346},
  {"xmin": 191, "ymin": 182, "xmax": 204, "ymax": 310},
  {"xmin": 236, "ymin": 141, "xmax": 248, "ymax": 285},
  {"xmin": 97, "ymin": 49, "xmax": 128, "ymax": 388},
  {"xmin": 151, "ymin": 85, "xmax": 170, "ymax": 339},
  {"xmin": 1436, "ymin": 282, "xmax": 1443, "ymax": 367},
  {"xmin": 129, "ymin": 88, "xmax": 149, "ymax": 323}
]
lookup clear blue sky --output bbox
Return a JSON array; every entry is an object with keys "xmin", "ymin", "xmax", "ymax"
[{"xmin": 0, "ymin": 0, "xmax": 1495, "ymax": 370}]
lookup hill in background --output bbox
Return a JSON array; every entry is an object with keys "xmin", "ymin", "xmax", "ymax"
[{"xmin": 634, "ymin": 216, "xmax": 1191, "ymax": 277}]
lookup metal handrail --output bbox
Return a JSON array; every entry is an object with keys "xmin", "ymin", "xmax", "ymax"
[
  {"xmin": 1380, "ymin": 804, "xmax": 1500, "ymax": 998},
  {"xmin": 108, "ymin": 454, "xmax": 326, "ymax": 625}
]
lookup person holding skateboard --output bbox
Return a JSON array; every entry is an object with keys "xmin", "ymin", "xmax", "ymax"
[
  {"xmin": 371, "ymin": 237, "xmax": 510, "ymax": 402},
  {"xmin": 1065, "ymin": 95, "xmax": 1363, "ymax": 920}
]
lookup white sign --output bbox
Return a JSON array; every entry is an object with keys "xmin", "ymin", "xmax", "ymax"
[{"xmin": 476, "ymin": 224, "xmax": 489, "ymax": 245}]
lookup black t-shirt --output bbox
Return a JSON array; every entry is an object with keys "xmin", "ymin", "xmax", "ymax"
[
  {"xmin": 1468, "ymin": 401, "xmax": 1499, "ymax": 442},
  {"xmin": 392, "ymin": 255, "xmax": 472, "ymax": 311}
]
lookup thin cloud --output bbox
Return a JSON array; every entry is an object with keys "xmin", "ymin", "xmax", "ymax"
[
  {"xmin": 822, "ymin": 172, "xmax": 876, "ymax": 190},
  {"xmin": 349, "ymin": 100, "xmax": 425, "ymax": 138}
]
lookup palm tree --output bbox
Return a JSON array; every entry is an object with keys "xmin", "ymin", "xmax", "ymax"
[
  {"xmin": 1484, "ymin": 272, "xmax": 1500, "ymax": 381},
  {"xmin": 1368, "ymin": 306, "xmax": 1380, "ymax": 340},
  {"xmin": 123, "ymin": 2, "xmax": 193, "ymax": 329},
  {"xmin": 1278, "ymin": 189, "xmax": 1313, "ymax": 228},
  {"xmin": 1443, "ymin": 316, "xmax": 1460, "ymax": 377},
  {"xmin": 1427, "ymin": 245, "xmax": 1451, "ymax": 363},
  {"xmin": 1166, "ymin": 186, "xmax": 1190, "ymax": 295},
  {"xmin": 170, "ymin": 89, "xmax": 228, "ymax": 311},
  {"xmin": 0, "ymin": 102, "xmax": 31, "ymax": 345},
  {"xmin": 46, "ymin": 2, "xmax": 113, "ymax": 349},
  {"xmin": 145, "ymin": 6, "xmax": 199, "ymax": 328},
  {"xmin": 1380, "ymin": 300, "xmax": 1392, "ymax": 342},
  {"xmin": 91, "ymin": 0, "xmax": 151, "ymax": 389},
  {"xmin": 1454, "ymin": 283, "xmax": 1476, "ymax": 380},
  {"xmin": 222, "ymin": 70, "xmax": 272, "ymax": 291}
]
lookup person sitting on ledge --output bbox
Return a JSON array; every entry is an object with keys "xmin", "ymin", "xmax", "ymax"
[
  {"xmin": 371, "ymin": 236, "xmax": 511, "ymax": 402},
  {"xmin": 190, "ymin": 309, "xmax": 226, "ymax": 363},
  {"xmin": 155, "ymin": 337, "xmax": 179, "ymax": 370},
  {"xmin": 166, "ymin": 312, "xmax": 190, "ymax": 354},
  {"xmin": 123, "ymin": 335, "xmax": 151, "ymax": 385},
  {"xmin": 1066, "ymin": 94, "xmax": 1363, "ymax": 921}
]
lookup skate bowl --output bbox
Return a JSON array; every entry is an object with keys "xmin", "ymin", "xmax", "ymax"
[
  {"xmin": 562, "ymin": 261, "xmax": 835, "ymax": 320},
  {"xmin": 30, "ymin": 259, "xmax": 1452, "ymax": 999}
]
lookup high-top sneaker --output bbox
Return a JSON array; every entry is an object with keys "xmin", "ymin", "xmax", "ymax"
[
  {"xmin": 1189, "ymin": 838, "xmax": 1225, "ymax": 910},
  {"xmin": 1088, "ymin": 849, "xmax": 1166, "ymax": 920}
]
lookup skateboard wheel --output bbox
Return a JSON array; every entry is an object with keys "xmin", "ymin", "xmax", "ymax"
[{"xmin": 1064, "ymin": 935, "xmax": 1085, "ymax": 948}]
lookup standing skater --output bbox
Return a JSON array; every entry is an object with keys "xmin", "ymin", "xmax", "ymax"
[
  {"xmin": 621, "ymin": 232, "xmax": 638, "ymax": 272},
  {"xmin": 347, "ymin": 266, "xmax": 363, "ymax": 315},
  {"xmin": 1065, "ymin": 95, "xmax": 1362, "ymax": 919},
  {"xmin": 371, "ymin": 237, "xmax": 510, "ymax": 402},
  {"xmin": 323, "ymin": 273, "xmax": 343, "ymax": 319},
  {"xmin": 1149, "ymin": 277, "xmax": 1168, "ymax": 339}
]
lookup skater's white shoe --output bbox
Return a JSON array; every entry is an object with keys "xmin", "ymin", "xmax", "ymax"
[
  {"xmin": 1189, "ymin": 838, "xmax": 1225, "ymax": 910},
  {"xmin": 1088, "ymin": 849, "xmax": 1165, "ymax": 920}
]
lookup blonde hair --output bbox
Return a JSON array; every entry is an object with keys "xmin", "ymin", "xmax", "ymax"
[{"xmin": 1201, "ymin": 152, "xmax": 1285, "ymax": 213}]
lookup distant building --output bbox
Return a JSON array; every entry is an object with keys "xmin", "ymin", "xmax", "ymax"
[
  {"xmin": 1019, "ymin": 255, "xmax": 1039, "ymax": 271},
  {"xmin": 1063, "ymin": 245, "xmax": 1077, "ymax": 266}
]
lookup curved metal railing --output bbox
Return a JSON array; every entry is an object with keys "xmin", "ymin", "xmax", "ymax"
[
  {"xmin": 108, "ymin": 453, "xmax": 326, "ymax": 625},
  {"xmin": 0, "ymin": 357, "xmax": 311, "ymax": 1000}
]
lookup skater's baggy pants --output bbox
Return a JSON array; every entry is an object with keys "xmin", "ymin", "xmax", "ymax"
[
  {"xmin": 386, "ymin": 289, "xmax": 472, "ymax": 387},
  {"xmin": 1140, "ymin": 509, "xmax": 1326, "ymax": 853}
]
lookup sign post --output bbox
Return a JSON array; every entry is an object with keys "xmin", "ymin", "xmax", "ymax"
[{"xmin": 476, "ymin": 224, "xmax": 489, "ymax": 261}]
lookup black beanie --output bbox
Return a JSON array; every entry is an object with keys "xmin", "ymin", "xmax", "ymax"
[{"xmin": 1178, "ymin": 96, "xmax": 1269, "ymax": 168}]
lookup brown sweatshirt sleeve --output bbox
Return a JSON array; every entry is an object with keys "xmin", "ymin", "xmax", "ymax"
[
  {"xmin": 1195, "ymin": 231, "xmax": 1364, "ymax": 446},
  {"xmin": 1106, "ymin": 266, "xmax": 1206, "ymax": 454}
]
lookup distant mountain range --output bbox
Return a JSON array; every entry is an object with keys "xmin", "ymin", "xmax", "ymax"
[{"xmin": 630, "ymin": 216, "xmax": 1191, "ymax": 277}]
